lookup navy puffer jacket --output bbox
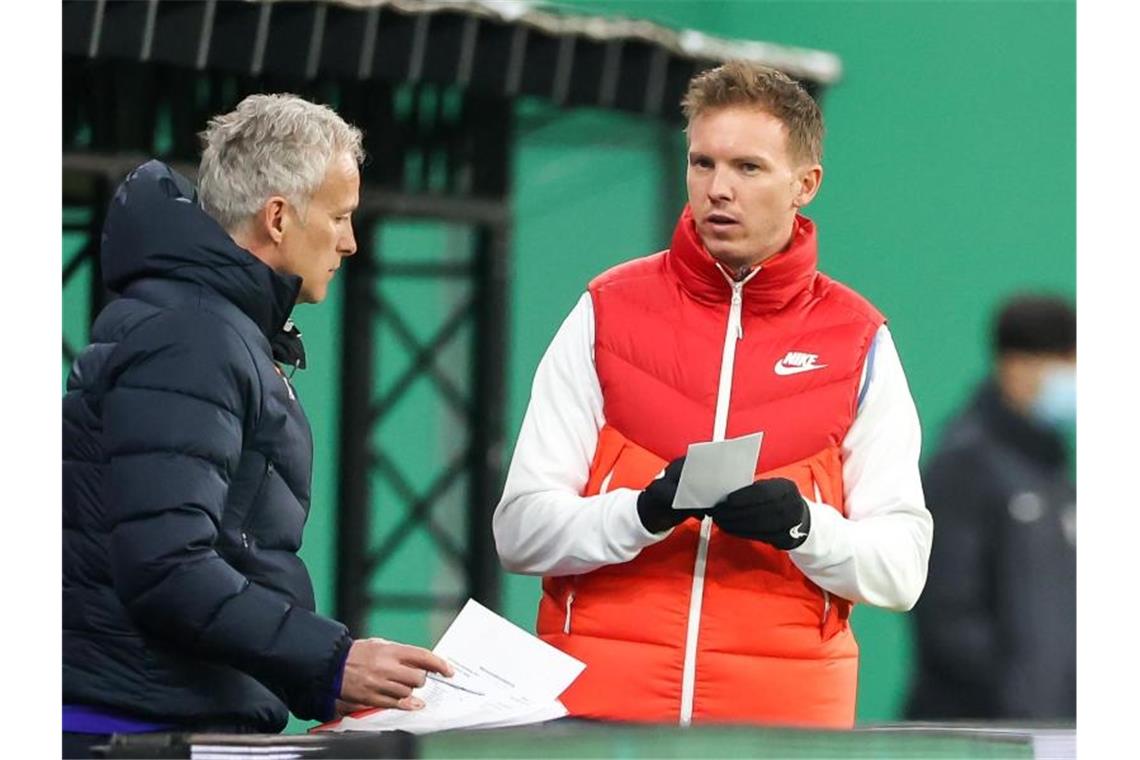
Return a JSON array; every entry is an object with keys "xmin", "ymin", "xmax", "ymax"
[{"xmin": 63, "ymin": 161, "xmax": 352, "ymax": 732}]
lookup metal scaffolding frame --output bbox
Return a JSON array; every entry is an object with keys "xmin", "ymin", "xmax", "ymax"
[
  {"xmin": 334, "ymin": 195, "xmax": 511, "ymax": 635},
  {"xmin": 62, "ymin": 181, "xmax": 110, "ymax": 366}
]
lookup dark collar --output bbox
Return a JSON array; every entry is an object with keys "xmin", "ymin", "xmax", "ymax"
[
  {"xmin": 270, "ymin": 319, "xmax": 307, "ymax": 373},
  {"xmin": 974, "ymin": 379, "xmax": 1068, "ymax": 469}
]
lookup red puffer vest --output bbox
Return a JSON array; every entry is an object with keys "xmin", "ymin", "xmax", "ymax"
[{"xmin": 536, "ymin": 207, "xmax": 884, "ymax": 727}]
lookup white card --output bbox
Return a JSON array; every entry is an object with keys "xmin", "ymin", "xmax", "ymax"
[{"xmin": 671, "ymin": 432, "xmax": 764, "ymax": 510}]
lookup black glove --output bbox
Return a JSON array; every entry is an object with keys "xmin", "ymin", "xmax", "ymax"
[
  {"xmin": 711, "ymin": 477, "xmax": 811, "ymax": 549},
  {"xmin": 636, "ymin": 456, "xmax": 702, "ymax": 534}
]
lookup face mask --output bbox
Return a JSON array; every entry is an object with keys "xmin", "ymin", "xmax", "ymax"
[{"xmin": 1030, "ymin": 365, "xmax": 1076, "ymax": 429}]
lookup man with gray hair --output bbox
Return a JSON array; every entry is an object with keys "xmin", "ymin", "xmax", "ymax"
[{"xmin": 62, "ymin": 94, "xmax": 451, "ymax": 758}]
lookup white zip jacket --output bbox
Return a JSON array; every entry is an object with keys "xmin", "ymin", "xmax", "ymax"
[{"xmin": 494, "ymin": 293, "xmax": 933, "ymax": 612}]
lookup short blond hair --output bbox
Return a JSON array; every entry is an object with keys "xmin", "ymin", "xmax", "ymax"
[{"xmin": 681, "ymin": 60, "xmax": 824, "ymax": 166}]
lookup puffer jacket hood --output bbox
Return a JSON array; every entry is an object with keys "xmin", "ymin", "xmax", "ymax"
[{"xmin": 100, "ymin": 159, "xmax": 300, "ymax": 338}]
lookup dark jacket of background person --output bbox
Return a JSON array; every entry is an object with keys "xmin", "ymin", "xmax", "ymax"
[
  {"xmin": 906, "ymin": 378, "xmax": 1075, "ymax": 720},
  {"xmin": 63, "ymin": 161, "xmax": 352, "ymax": 732}
]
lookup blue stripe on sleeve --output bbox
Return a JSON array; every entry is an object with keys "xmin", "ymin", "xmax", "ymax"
[{"xmin": 856, "ymin": 329, "xmax": 881, "ymax": 411}]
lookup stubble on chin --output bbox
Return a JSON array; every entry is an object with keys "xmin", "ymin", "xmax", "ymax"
[{"xmin": 700, "ymin": 235, "xmax": 745, "ymax": 269}]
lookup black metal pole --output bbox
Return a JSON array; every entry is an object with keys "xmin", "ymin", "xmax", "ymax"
[
  {"xmin": 335, "ymin": 216, "xmax": 380, "ymax": 636},
  {"xmin": 467, "ymin": 222, "xmax": 509, "ymax": 611},
  {"xmin": 88, "ymin": 177, "xmax": 111, "ymax": 326},
  {"xmin": 464, "ymin": 92, "xmax": 513, "ymax": 612}
]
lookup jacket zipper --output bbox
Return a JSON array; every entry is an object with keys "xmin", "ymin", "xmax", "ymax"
[
  {"xmin": 599, "ymin": 470, "xmax": 616, "ymax": 495},
  {"xmin": 241, "ymin": 459, "xmax": 274, "ymax": 550},
  {"xmin": 679, "ymin": 271, "xmax": 756, "ymax": 726},
  {"xmin": 563, "ymin": 591, "xmax": 575, "ymax": 634}
]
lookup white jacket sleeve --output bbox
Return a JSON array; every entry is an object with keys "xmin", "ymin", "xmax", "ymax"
[
  {"xmin": 788, "ymin": 325, "xmax": 934, "ymax": 611},
  {"xmin": 492, "ymin": 294, "xmax": 667, "ymax": 577}
]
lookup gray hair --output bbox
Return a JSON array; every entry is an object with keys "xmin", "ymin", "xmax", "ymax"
[{"xmin": 197, "ymin": 93, "xmax": 364, "ymax": 233}]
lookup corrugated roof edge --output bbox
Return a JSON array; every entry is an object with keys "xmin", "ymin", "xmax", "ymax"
[{"xmin": 315, "ymin": 0, "xmax": 843, "ymax": 84}]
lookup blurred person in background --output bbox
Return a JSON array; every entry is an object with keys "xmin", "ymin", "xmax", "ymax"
[
  {"xmin": 906, "ymin": 294, "xmax": 1076, "ymax": 721},
  {"xmin": 493, "ymin": 61, "xmax": 932, "ymax": 727},
  {"xmin": 62, "ymin": 94, "xmax": 451, "ymax": 759}
]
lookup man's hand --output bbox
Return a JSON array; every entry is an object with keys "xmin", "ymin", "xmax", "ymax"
[
  {"xmin": 711, "ymin": 477, "xmax": 812, "ymax": 550},
  {"xmin": 334, "ymin": 699, "xmax": 374, "ymax": 717},
  {"xmin": 636, "ymin": 456, "xmax": 703, "ymax": 533},
  {"xmin": 339, "ymin": 638, "xmax": 454, "ymax": 711}
]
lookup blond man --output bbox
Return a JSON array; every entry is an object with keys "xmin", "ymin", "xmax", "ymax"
[{"xmin": 494, "ymin": 62, "xmax": 932, "ymax": 727}]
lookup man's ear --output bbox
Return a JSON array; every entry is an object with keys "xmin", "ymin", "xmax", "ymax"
[
  {"xmin": 260, "ymin": 196, "xmax": 289, "ymax": 245},
  {"xmin": 792, "ymin": 165, "xmax": 823, "ymax": 209}
]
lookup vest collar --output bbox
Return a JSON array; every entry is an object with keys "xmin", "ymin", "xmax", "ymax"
[{"xmin": 667, "ymin": 204, "xmax": 819, "ymax": 314}]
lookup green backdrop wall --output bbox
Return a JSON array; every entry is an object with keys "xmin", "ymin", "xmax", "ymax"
[{"xmin": 62, "ymin": 0, "xmax": 1075, "ymax": 732}]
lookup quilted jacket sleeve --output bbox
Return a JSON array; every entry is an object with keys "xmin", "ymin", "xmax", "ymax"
[{"xmin": 101, "ymin": 309, "xmax": 351, "ymax": 721}]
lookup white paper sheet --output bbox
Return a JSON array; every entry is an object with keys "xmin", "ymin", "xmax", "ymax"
[
  {"xmin": 672, "ymin": 432, "xmax": 764, "ymax": 510},
  {"xmin": 433, "ymin": 599, "xmax": 584, "ymax": 701},
  {"xmin": 323, "ymin": 599, "xmax": 583, "ymax": 735}
]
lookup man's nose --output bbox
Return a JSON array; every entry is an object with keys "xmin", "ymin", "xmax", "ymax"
[
  {"xmin": 341, "ymin": 227, "xmax": 358, "ymax": 257},
  {"xmin": 708, "ymin": 169, "xmax": 733, "ymax": 202}
]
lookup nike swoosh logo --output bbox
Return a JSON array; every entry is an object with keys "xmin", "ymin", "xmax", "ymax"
[
  {"xmin": 789, "ymin": 522, "xmax": 808, "ymax": 539},
  {"xmin": 774, "ymin": 362, "xmax": 828, "ymax": 376}
]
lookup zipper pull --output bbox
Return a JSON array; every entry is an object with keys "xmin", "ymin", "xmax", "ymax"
[
  {"xmin": 564, "ymin": 592, "xmax": 575, "ymax": 634},
  {"xmin": 731, "ymin": 284, "xmax": 744, "ymax": 340}
]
